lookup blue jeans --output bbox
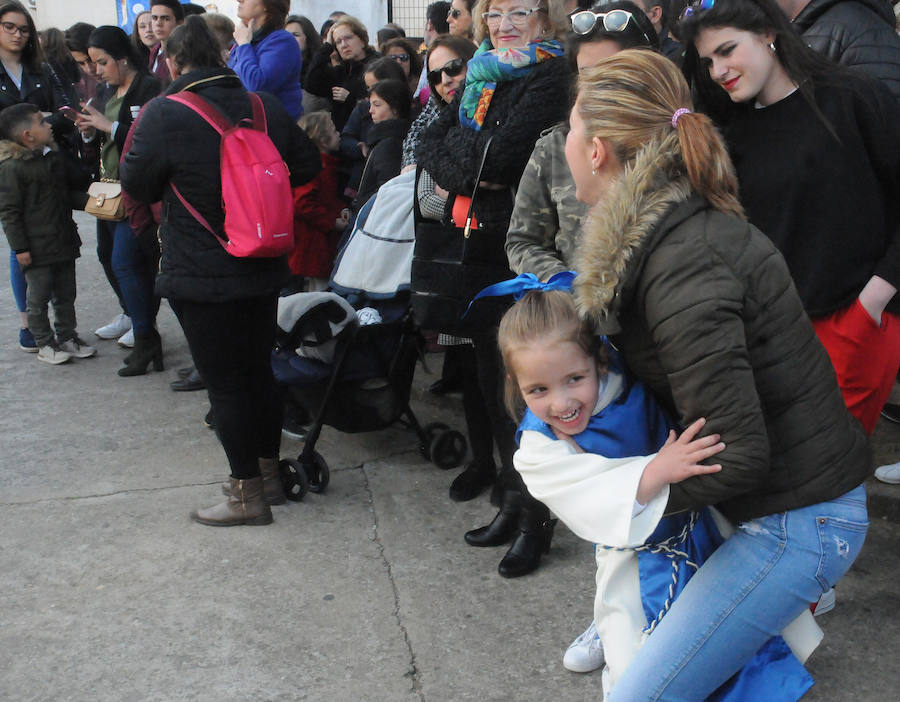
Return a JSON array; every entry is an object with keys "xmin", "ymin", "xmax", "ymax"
[
  {"xmin": 111, "ymin": 220, "xmax": 155, "ymax": 335},
  {"xmin": 9, "ymin": 248, "xmax": 26, "ymax": 314},
  {"xmin": 609, "ymin": 485, "xmax": 869, "ymax": 701}
]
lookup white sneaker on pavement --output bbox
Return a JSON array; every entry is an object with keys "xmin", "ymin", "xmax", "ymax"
[
  {"xmin": 37, "ymin": 344, "xmax": 72, "ymax": 365},
  {"xmin": 117, "ymin": 327, "xmax": 135, "ymax": 348},
  {"xmin": 874, "ymin": 461, "xmax": 900, "ymax": 484},
  {"xmin": 563, "ymin": 620, "xmax": 605, "ymax": 673},
  {"xmin": 95, "ymin": 313, "xmax": 131, "ymax": 339},
  {"xmin": 59, "ymin": 336, "xmax": 97, "ymax": 358}
]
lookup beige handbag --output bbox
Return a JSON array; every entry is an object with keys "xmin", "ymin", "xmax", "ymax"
[{"xmin": 85, "ymin": 180, "xmax": 126, "ymax": 221}]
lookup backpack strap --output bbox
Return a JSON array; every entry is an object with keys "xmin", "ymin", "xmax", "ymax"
[
  {"xmin": 166, "ymin": 91, "xmax": 232, "ymax": 135},
  {"xmin": 248, "ymin": 92, "xmax": 268, "ymax": 133}
]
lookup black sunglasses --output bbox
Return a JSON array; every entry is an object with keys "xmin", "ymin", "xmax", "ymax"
[
  {"xmin": 427, "ymin": 57, "xmax": 465, "ymax": 84},
  {"xmin": 448, "ymin": 8, "xmax": 463, "ymax": 19},
  {"xmin": 390, "ymin": 52, "xmax": 410, "ymax": 62}
]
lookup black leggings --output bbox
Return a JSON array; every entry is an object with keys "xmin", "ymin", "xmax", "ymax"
[{"xmin": 171, "ymin": 294, "xmax": 282, "ymax": 479}]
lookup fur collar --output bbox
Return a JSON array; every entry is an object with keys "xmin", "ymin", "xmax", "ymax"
[
  {"xmin": 0, "ymin": 139, "xmax": 41, "ymax": 163},
  {"xmin": 574, "ymin": 142, "xmax": 693, "ymax": 333}
]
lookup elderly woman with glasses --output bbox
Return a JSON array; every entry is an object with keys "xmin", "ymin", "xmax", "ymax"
[{"xmin": 417, "ymin": 0, "xmax": 570, "ymax": 579}]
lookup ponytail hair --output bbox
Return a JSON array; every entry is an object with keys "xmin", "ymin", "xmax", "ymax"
[
  {"xmin": 166, "ymin": 15, "xmax": 225, "ymax": 72},
  {"xmin": 575, "ymin": 49, "xmax": 744, "ymax": 219}
]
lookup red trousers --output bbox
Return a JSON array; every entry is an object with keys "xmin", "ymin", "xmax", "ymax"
[{"xmin": 812, "ymin": 299, "xmax": 900, "ymax": 435}]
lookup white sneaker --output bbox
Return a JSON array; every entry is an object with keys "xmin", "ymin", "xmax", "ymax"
[
  {"xmin": 59, "ymin": 336, "xmax": 97, "ymax": 358},
  {"xmin": 874, "ymin": 461, "xmax": 900, "ymax": 484},
  {"xmin": 95, "ymin": 313, "xmax": 131, "ymax": 339},
  {"xmin": 37, "ymin": 344, "xmax": 72, "ymax": 365},
  {"xmin": 563, "ymin": 620, "xmax": 605, "ymax": 673},
  {"xmin": 812, "ymin": 587, "xmax": 836, "ymax": 616},
  {"xmin": 117, "ymin": 327, "xmax": 135, "ymax": 348}
]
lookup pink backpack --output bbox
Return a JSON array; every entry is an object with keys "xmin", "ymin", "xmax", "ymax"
[{"xmin": 167, "ymin": 91, "xmax": 294, "ymax": 258}]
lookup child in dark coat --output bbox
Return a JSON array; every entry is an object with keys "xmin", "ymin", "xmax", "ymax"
[{"xmin": 0, "ymin": 103, "xmax": 92, "ymax": 364}]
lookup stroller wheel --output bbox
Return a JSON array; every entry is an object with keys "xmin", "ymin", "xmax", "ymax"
[
  {"xmin": 421, "ymin": 422, "xmax": 450, "ymax": 461},
  {"xmin": 279, "ymin": 458, "xmax": 310, "ymax": 501},
  {"xmin": 430, "ymin": 430, "xmax": 467, "ymax": 470},
  {"xmin": 303, "ymin": 451, "xmax": 330, "ymax": 493}
]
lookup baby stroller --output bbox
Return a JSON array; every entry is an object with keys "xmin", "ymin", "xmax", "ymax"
[{"xmin": 271, "ymin": 172, "xmax": 468, "ymax": 500}]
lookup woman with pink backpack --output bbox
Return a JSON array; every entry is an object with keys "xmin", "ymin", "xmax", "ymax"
[{"xmin": 121, "ymin": 16, "xmax": 320, "ymax": 526}]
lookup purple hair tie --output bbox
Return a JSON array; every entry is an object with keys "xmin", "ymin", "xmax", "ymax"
[{"xmin": 671, "ymin": 108, "xmax": 691, "ymax": 127}]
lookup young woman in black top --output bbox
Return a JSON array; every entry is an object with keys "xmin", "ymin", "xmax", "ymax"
[{"xmin": 678, "ymin": 0, "xmax": 900, "ymax": 435}]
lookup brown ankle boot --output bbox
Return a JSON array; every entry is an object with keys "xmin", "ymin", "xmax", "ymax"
[
  {"xmin": 192, "ymin": 477, "xmax": 273, "ymax": 526},
  {"xmin": 258, "ymin": 457, "xmax": 287, "ymax": 505},
  {"xmin": 220, "ymin": 458, "xmax": 286, "ymax": 505}
]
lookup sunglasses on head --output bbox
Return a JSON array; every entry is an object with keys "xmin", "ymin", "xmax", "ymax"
[
  {"xmin": 570, "ymin": 9, "xmax": 652, "ymax": 45},
  {"xmin": 680, "ymin": 0, "xmax": 716, "ymax": 20},
  {"xmin": 427, "ymin": 57, "xmax": 465, "ymax": 84},
  {"xmin": 390, "ymin": 52, "xmax": 410, "ymax": 62}
]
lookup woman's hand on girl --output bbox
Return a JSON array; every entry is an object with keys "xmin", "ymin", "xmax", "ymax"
[
  {"xmin": 637, "ymin": 418, "xmax": 724, "ymax": 504},
  {"xmin": 74, "ymin": 103, "xmax": 112, "ymax": 135}
]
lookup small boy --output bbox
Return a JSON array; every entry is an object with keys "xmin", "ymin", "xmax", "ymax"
[
  {"xmin": 288, "ymin": 111, "xmax": 349, "ymax": 292},
  {"xmin": 0, "ymin": 103, "xmax": 93, "ymax": 364}
]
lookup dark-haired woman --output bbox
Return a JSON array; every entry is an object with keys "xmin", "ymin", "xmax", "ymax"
[
  {"xmin": 352, "ymin": 78, "xmax": 410, "ymax": 211},
  {"xmin": 678, "ymin": 0, "xmax": 900, "ymax": 436},
  {"xmin": 0, "ymin": 1, "xmax": 69, "ymax": 351},
  {"xmin": 447, "ymin": 0, "xmax": 476, "ymax": 41},
  {"xmin": 228, "ymin": 0, "xmax": 303, "ymax": 119},
  {"xmin": 417, "ymin": 0, "xmax": 570, "ymax": 578},
  {"xmin": 304, "ymin": 14, "xmax": 379, "ymax": 131},
  {"xmin": 381, "ymin": 36, "xmax": 423, "ymax": 100},
  {"xmin": 284, "ymin": 14, "xmax": 328, "ymax": 114},
  {"xmin": 75, "ymin": 26, "xmax": 161, "ymax": 374},
  {"xmin": 121, "ymin": 16, "xmax": 320, "ymax": 526}
]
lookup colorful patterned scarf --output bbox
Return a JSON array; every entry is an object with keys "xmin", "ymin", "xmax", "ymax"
[{"xmin": 458, "ymin": 38, "xmax": 564, "ymax": 131}]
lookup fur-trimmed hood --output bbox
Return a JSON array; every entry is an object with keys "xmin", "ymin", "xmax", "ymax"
[
  {"xmin": 574, "ymin": 144, "xmax": 692, "ymax": 334},
  {"xmin": 0, "ymin": 139, "xmax": 43, "ymax": 163}
]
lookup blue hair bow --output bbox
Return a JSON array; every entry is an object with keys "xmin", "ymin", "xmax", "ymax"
[{"xmin": 467, "ymin": 271, "xmax": 577, "ymax": 313}]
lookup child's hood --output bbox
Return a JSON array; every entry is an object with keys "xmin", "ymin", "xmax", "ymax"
[{"xmin": 0, "ymin": 139, "xmax": 41, "ymax": 164}]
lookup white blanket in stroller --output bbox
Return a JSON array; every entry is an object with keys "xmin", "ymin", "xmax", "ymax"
[{"xmin": 330, "ymin": 170, "xmax": 416, "ymax": 297}]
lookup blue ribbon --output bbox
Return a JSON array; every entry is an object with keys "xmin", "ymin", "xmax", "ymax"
[{"xmin": 467, "ymin": 271, "xmax": 576, "ymax": 315}]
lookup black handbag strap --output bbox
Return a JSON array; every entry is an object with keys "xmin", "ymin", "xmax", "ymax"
[{"xmin": 464, "ymin": 135, "xmax": 494, "ymax": 238}]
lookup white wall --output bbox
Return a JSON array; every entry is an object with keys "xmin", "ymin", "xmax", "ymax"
[{"xmin": 32, "ymin": 1, "xmax": 241, "ymax": 31}]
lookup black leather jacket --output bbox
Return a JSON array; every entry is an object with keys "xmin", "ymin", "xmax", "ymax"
[{"xmin": 793, "ymin": 0, "xmax": 900, "ymax": 103}]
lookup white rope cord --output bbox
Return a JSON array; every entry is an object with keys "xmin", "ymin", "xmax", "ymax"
[{"xmin": 596, "ymin": 511, "xmax": 701, "ymax": 634}]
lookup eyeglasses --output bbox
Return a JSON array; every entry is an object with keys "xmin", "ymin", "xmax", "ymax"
[
  {"xmin": 427, "ymin": 57, "xmax": 465, "ymax": 84},
  {"xmin": 680, "ymin": 0, "xmax": 716, "ymax": 20},
  {"xmin": 448, "ymin": 8, "xmax": 463, "ymax": 19},
  {"xmin": 482, "ymin": 7, "xmax": 546, "ymax": 28},
  {"xmin": 570, "ymin": 9, "xmax": 653, "ymax": 45},
  {"xmin": 0, "ymin": 21, "xmax": 30, "ymax": 36},
  {"xmin": 390, "ymin": 52, "xmax": 410, "ymax": 63}
]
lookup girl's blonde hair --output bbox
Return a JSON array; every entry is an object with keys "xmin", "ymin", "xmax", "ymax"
[
  {"xmin": 298, "ymin": 111, "xmax": 333, "ymax": 144},
  {"xmin": 471, "ymin": 0, "xmax": 558, "ymax": 45},
  {"xmin": 575, "ymin": 49, "xmax": 744, "ymax": 220},
  {"xmin": 498, "ymin": 290, "xmax": 604, "ymax": 419}
]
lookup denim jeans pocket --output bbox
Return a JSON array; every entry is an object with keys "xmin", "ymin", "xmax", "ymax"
[{"xmin": 814, "ymin": 515, "xmax": 869, "ymax": 591}]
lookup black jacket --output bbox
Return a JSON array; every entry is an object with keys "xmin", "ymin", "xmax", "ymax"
[
  {"xmin": 793, "ymin": 0, "xmax": 900, "ymax": 103},
  {"xmin": 304, "ymin": 45, "xmax": 379, "ymax": 131},
  {"xmin": 353, "ymin": 118, "xmax": 409, "ymax": 211},
  {"xmin": 120, "ymin": 68, "xmax": 321, "ymax": 303},
  {"xmin": 417, "ymin": 56, "xmax": 570, "ymax": 231},
  {"xmin": 93, "ymin": 71, "xmax": 161, "ymax": 157},
  {"xmin": 0, "ymin": 141, "xmax": 89, "ymax": 267}
]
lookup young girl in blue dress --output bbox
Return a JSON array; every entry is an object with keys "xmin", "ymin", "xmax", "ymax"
[{"xmin": 480, "ymin": 273, "xmax": 818, "ymax": 700}]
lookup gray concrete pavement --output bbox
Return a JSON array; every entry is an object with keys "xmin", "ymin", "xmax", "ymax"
[{"xmin": 1, "ymin": 212, "xmax": 898, "ymax": 701}]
